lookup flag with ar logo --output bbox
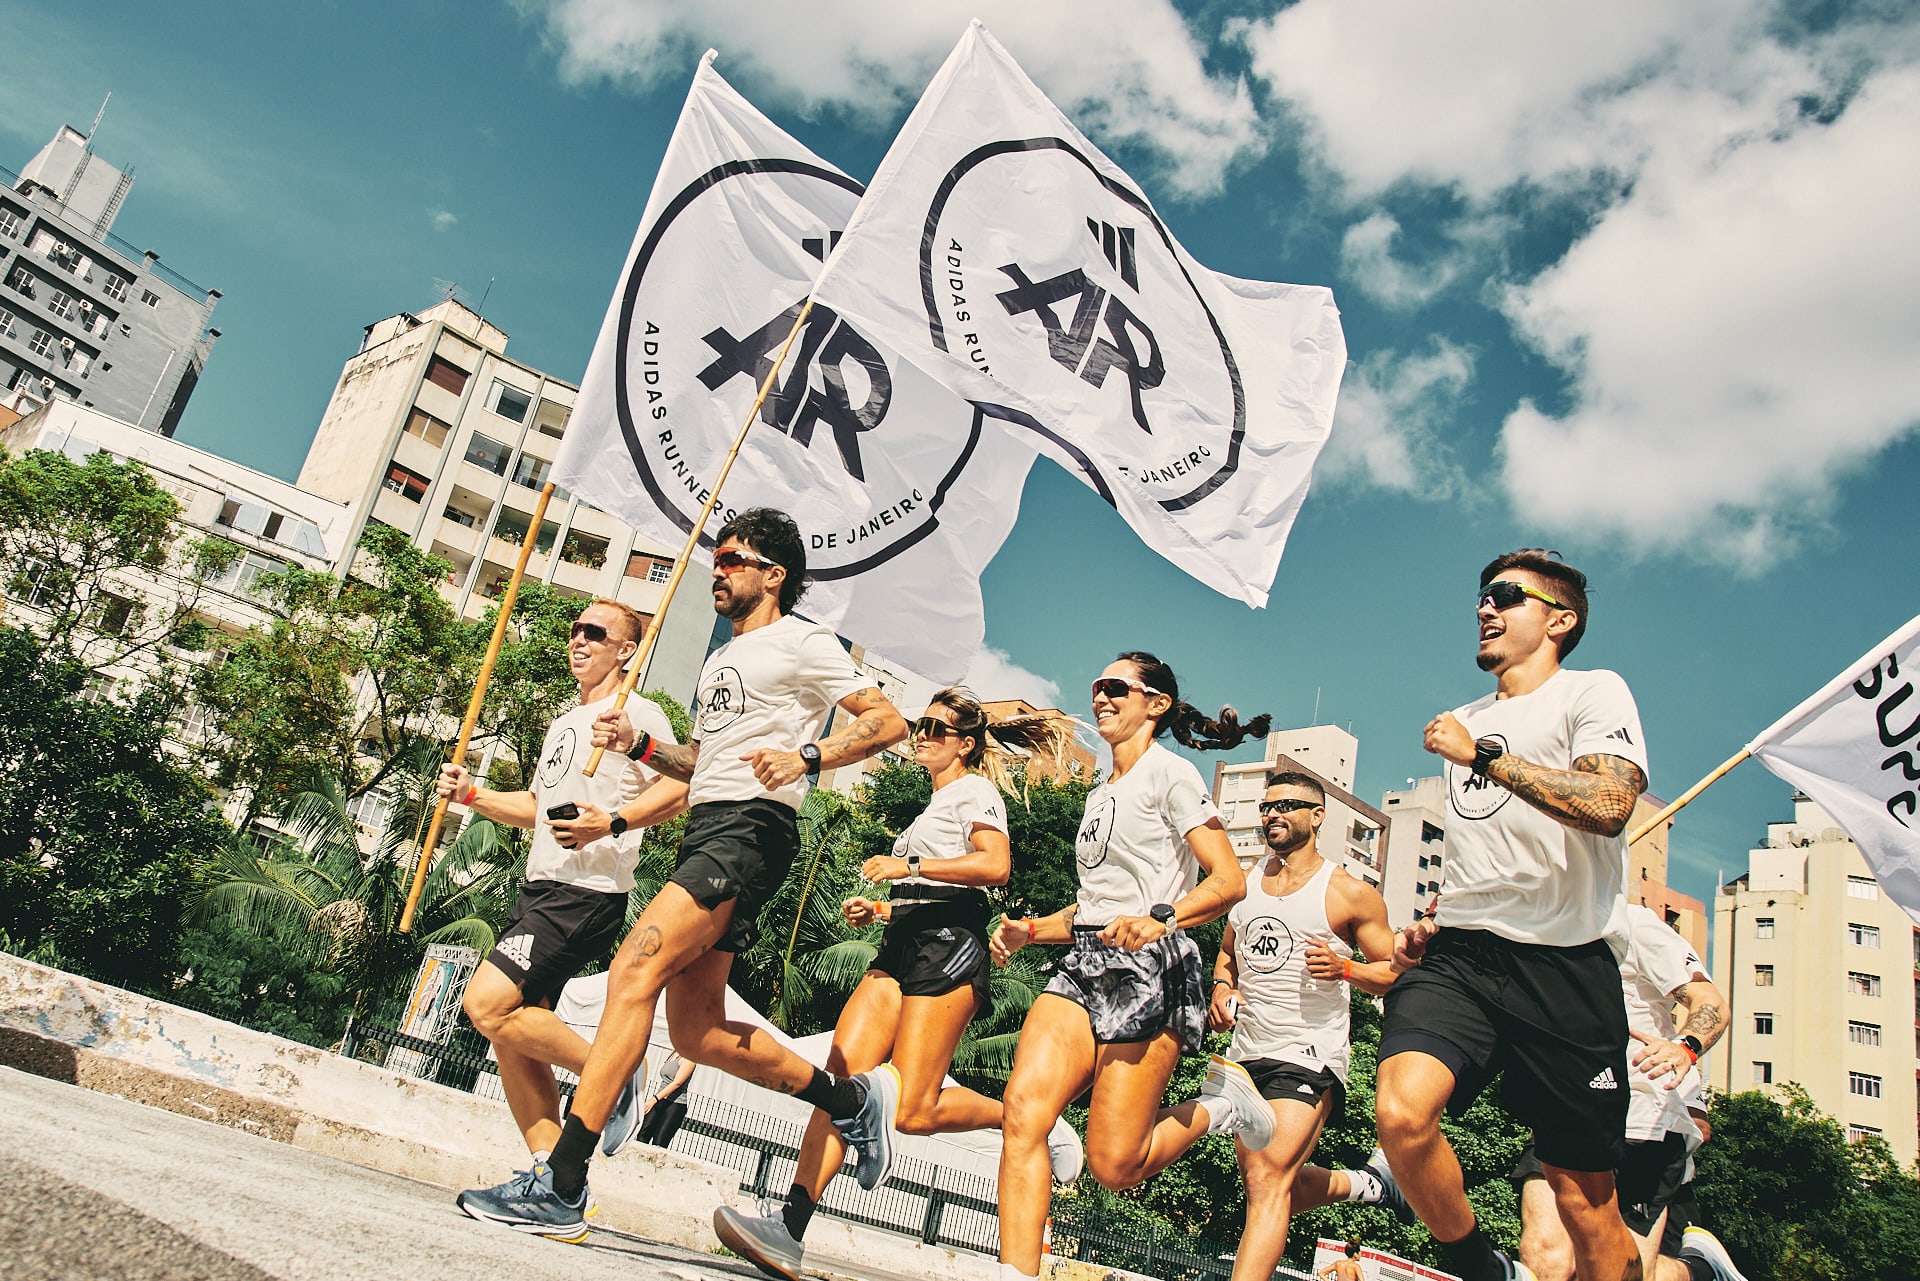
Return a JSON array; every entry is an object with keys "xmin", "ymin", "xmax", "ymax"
[
  {"xmin": 554, "ymin": 53, "xmax": 1036, "ymax": 683},
  {"xmin": 809, "ymin": 21, "xmax": 1347, "ymax": 608}
]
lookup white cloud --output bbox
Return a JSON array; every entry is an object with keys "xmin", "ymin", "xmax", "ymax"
[
  {"xmin": 962, "ymin": 645, "xmax": 1063, "ymax": 710},
  {"xmin": 1339, "ymin": 213, "xmax": 1461, "ymax": 309},
  {"xmin": 515, "ymin": 0, "xmax": 1261, "ymax": 193},
  {"xmin": 427, "ymin": 208, "xmax": 459, "ymax": 231},
  {"xmin": 1320, "ymin": 341, "xmax": 1474, "ymax": 497}
]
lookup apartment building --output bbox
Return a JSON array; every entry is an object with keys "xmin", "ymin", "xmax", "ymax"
[{"xmin": 1211, "ymin": 724, "xmax": 1390, "ymax": 889}]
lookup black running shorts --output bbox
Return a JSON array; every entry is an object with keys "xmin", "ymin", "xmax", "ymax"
[
  {"xmin": 668, "ymin": 799, "xmax": 800, "ymax": 954},
  {"xmin": 488, "ymin": 879, "xmax": 629, "ymax": 1007},
  {"xmin": 869, "ymin": 914, "xmax": 993, "ymax": 1013},
  {"xmin": 1241, "ymin": 1057, "xmax": 1347, "ymax": 1112},
  {"xmin": 1380, "ymin": 928, "xmax": 1630, "ymax": 1172},
  {"xmin": 1511, "ymin": 1134, "xmax": 1692, "ymax": 1241},
  {"xmin": 1044, "ymin": 927, "xmax": 1207, "ymax": 1053}
]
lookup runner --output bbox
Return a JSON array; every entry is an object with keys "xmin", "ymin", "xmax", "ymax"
[
  {"xmin": 440, "ymin": 598, "xmax": 685, "ymax": 1234},
  {"xmin": 1316, "ymin": 1240, "xmax": 1366, "ymax": 1281},
  {"xmin": 454, "ymin": 508, "xmax": 908, "ymax": 1243},
  {"xmin": 990, "ymin": 652, "xmax": 1270, "ymax": 1281},
  {"xmin": 1379, "ymin": 549, "xmax": 1649, "ymax": 1281},
  {"xmin": 714, "ymin": 688, "xmax": 1085, "ymax": 1280},
  {"xmin": 1213, "ymin": 770, "xmax": 1406, "ymax": 1281}
]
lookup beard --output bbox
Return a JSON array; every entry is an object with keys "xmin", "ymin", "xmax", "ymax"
[
  {"xmin": 1475, "ymin": 649, "xmax": 1500, "ymax": 672},
  {"xmin": 716, "ymin": 581, "xmax": 764, "ymax": 621}
]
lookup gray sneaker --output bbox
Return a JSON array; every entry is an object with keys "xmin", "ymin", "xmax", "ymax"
[
  {"xmin": 714, "ymin": 1205, "xmax": 804, "ymax": 1281},
  {"xmin": 1680, "ymin": 1226, "xmax": 1750, "ymax": 1281},
  {"xmin": 833, "ymin": 1064, "xmax": 898, "ymax": 1190},
  {"xmin": 1365, "ymin": 1145, "xmax": 1417, "ymax": 1223},
  {"xmin": 601, "ymin": 1055, "xmax": 650, "ymax": 1157},
  {"xmin": 455, "ymin": 1163, "xmax": 589, "ymax": 1243},
  {"xmin": 1196, "ymin": 1055, "xmax": 1276, "ymax": 1151}
]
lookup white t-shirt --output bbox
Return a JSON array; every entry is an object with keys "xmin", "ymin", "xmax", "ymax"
[
  {"xmin": 1614, "ymin": 903, "xmax": 1708, "ymax": 1142},
  {"xmin": 1436, "ymin": 668, "xmax": 1650, "ymax": 947},
  {"xmin": 1227, "ymin": 859, "xmax": 1355, "ymax": 1084},
  {"xmin": 1073, "ymin": 742, "xmax": 1221, "ymax": 928},
  {"xmin": 686, "ymin": 614, "xmax": 871, "ymax": 810},
  {"xmin": 525, "ymin": 694, "xmax": 676, "ymax": 893},
  {"xmin": 888, "ymin": 773, "xmax": 1007, "ymax": 913}
]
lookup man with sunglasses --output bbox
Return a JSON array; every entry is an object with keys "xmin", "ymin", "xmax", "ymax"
[
  {"xmin": 440, "ymin": 598, "xmax": 687, "ymax": 1237},
  {"xmin": 1209, "ymin": 770, "xmax": 1405, "ymax": 1281},
  {"xmin": 1376, "ymin": 550, "xmax": 1649, "ymax": 1281},
  {"xmin": 462, "ymin": 508, "xmax": 908, "ymax": 1243}
]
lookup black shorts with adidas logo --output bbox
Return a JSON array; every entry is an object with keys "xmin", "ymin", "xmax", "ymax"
[
  {"xmin": 1380, "ymin": 927, "xmax": 1629, "ymax": 1172},
  {"xmin": 489, "ymin": 878, "xmax": 630, "ymax": 1007}
]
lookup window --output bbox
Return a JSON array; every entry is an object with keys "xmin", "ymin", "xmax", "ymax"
[
  {"xmin": 404, "ymin": 408, "xmax": 450, "ymax": 448},
  {"xmin": 462, "ymin": 433, "xmax": 511, "ymax": 476},
  {"xmin": 511, "ymin": 453, "xmax": 551, "ymax": 490},
  {"xmin": 1848, "ymin": 875, "xmax": 1880, "ymax": 900},
  {"xmin": 441, "ymin": 505, "xmax": 478, "ymax": 528},
  {"xmin": 1848, "ymin": 971, "xmax": 1882, "ymax": 997},
  {"xmin": 1848, "ymin": 1125, "xmax": 1883, "ymax": 1144},
  {"xmin": 1753, "ymin": 1062, "xmax": 1773, "ymax": 1085},
  {"xmin": 48, "ymin": 290, "xmax": 76, "ymax": 320},
  {"xmin": 1849, "ymin": 1020, "xmax": 1882, "ymax": 1047},
  {"xmin": 1849, "ymin": 1072, "xmax": 1883, "ymax": 1099},
  {"xmin": 1753, "ymin": 1012, "xmax": 1774, "ymax": 1035},
  {"xmin": 383, "ymin": 462, "xmax": 431, "ymax": 502},
  {"xmin": 424, "ymin": 355, "xmax": 469, "ymax": 394},
  {"xmin": 141, "ymin": 289, "xmax": 160, "ymax": 308},
  {"xmin": 28, "ymin": 327, "xmax": 53, "ymax": 356},
  {"xmin": 1421, "ymin": 821, "xmax": 1444, "ymax": 843},
  {"xmin": 1754, "ymin": 964, "xmax": 1775, "ymax": 987},
  {"xmin": 1849, "ymin": 923, "xmax": 1881, "ymax": 948},
  {"xmin": 16, "ymin": 557, "xmax": 64, "ymax": 610},
  {"xmin": 489, "ymin": 380, "xmax": 533, "ymax": 423},
  {"xmin": 346, "ymin": 789, "xmax": 389, "ymax": 832},
  {"xmin": 0, "ymin": 207, "xmax": 17, "ymax": 238},
  {"xmin": 177, "ymin": 701, "xmax": 217, "ymax": 744},
  {"xmin": 6, "ymin": 264, "xmax": 35, "ymax": 296},
  {"xmin": 208, "ymin": 547, "xmax": 284, "ymax": 597},
  {"xmin": 648, "ymin": 560, "xmax": 672, "ymax": 585},
  {"xmin": 1755, "ymin": 916, "xmax": 1775, "ymax": 939},
  {"xmin": 0, "ymin": 307, "xmax": 12, "ymax": 338},
  {"xmin": 102, "ymin": 273, "xmax": 129, "ymax": 302},
  {"xmin": 93, "ymin": 593, "xmax": 136, "ymax": 638}
]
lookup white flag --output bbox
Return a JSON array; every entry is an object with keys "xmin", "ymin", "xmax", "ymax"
[
  {"xmin": 554, "ymin": 54, "xmax": 1036, "ymax": 683},
  {"xmin": 1747, "ymin": 614, "xmax": 1920, "ymax": 922},
  {"xmin": 809, "ymin": 21, "xmax": 1346, "ymax": 608}
]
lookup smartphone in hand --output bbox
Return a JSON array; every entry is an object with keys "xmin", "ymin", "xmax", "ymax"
[{"xmin": 545, "ymin": 802, "xmax": 580, "ymax": 821}]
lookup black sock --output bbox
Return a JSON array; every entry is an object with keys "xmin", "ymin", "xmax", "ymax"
[
  {"xmin": 795, "ymin": 1068, "xmax": 866, "ymax": 1120},
  {"xmin": 1682, "ymin": 1258, "xmax": 1714, "ymax": 1281},
  {"xmin": 548, "ymin": 1114, "xmax": 598, "ymax": 1200},
  {"xmin": 782, "ymin": 1185, "xmax": 817, "ymax": 1241},
  {"xmin": 1437, "ymin": 1225, "xmax": 1505, "ymax": 1281}
]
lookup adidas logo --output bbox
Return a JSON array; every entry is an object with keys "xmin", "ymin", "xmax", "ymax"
[
  {"xmin": 1297, "ymin": 1084, "xmax": 1316, "ymax": 1095},
  {"xmin": 1589, "ymin": 1067, "xmax": 1618, "ymax": 1091},
  {"xmin": 496, "ymin": 933, "xmax": 534, "ymax": 969},
  {"xmin": 1605, "ymin": 727, "xmax": 1635, "ymax": 744}
]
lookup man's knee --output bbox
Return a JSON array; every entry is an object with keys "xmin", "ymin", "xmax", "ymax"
[
  {"xmin": 1087, "ymin": 1147, "xmax": 1146, "ymax": 1191},
  {"xmin": 463, "ymin": 977, "xmax": 521, "ymax": 1040},
  {"xmin": 1374, "ymin": 1078, "xmax": 1444, "ymax": 1147}
]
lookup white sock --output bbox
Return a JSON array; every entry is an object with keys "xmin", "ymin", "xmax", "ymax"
[
  {"xmin": 1342, "ymin": 1168, "xmax": 1383, "ymax": 1203},
  {"xmin": 1001, "ymin": 1264, "xmax": 1040, "ymax": 1281},
  {"xmin": 532, "ymin": 1149, "xmax": 552, "ymax": 1164},
  {"xmin": 1196, "ymin": 1095, "xmax": 1235, "ymax": 1135}
]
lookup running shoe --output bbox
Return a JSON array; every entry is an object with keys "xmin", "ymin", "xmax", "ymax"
[
  {"xmin": 1196, "ymin": 1055, "xmax": 1276, "ymax": 1151},
  {"xmin": 1495, "ymin": 1251, "xmax": 1539, "ymax": 1281},
  {"xmin": 1679, "ymin": 1226, "xmax": 1750, "ymax": 1281},
  {"xmin": 455, "ymin": 1162, "xmax": 590, "ymax": 1243},
  {"xmin": 1365, "ymin": 1145, "xmax": 1417, "ymax": 1223},
  {"xmin": 1047, "ymin": 1115, "xmax": 1085, "ymax": 1184},
  {"xmin": 835, "ymin": 1064, "xmax": 899, "ymax": 1190},
  {"xmin": 713, "ymin": 1205, "xmax": 805, "ymax": 1281},
  {"xmin": 601, "ymin": 1054, "xmax": 650, "ymax": 1157}
]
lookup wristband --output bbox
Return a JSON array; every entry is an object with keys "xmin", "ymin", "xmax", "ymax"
[
  {"xmin": 635, "ymin": 730, "xmax": 656, "ymax": 763},
  {"xmin": 1342, "ymin": 958, "xmax": 1353, "ymax": 981},
  {"xmin": 461, "ymin": 785, "xmax": 477, "ymax": 807},
  {"xmin": 1679, "ymin": 1034, "xmax": 1703, "ymax": 1064},
  {"xmin": 1019, "ymin": 919, "xmax": 1035, "ymax": 945},
  {"xmin": 1210, "ymin": 977, "xmax": 1232, "ymax": 988}
]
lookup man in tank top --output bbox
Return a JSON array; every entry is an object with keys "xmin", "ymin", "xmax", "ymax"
[{"xmin": 1210, "ymin": 770, "xmax": 1404, "ymax": 1281}]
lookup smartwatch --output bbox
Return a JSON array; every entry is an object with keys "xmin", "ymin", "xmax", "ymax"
[
  {"xmin": 1471, "ymin": 736, "xmax": 1504, "ymax": 778},
  {"xmin": 609, "ymin": 813, "xmax": 629, "ymax": 838},
  {"xmin": 1149, "ymin": 902, "xmax": 1176, "ymax": 927},
  {"xmin": 907, "ymin": 854, "xmax": 922, "ymax": 879},
  {"xmin": 800, "ymin": 742, "xmax": 823, "ymax": 778}
]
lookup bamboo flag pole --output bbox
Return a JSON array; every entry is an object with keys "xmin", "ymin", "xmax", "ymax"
[
  {"xmin": 400, "ymin": 480, "xmax": 557, "ymax": 933},
  {"xmin": 582, "ymin": 297, "xmax": 816, "ymax": 779},
  {"xmin": 1626, "ymin": 748, "xmax": 1750, "ymax": 848}
]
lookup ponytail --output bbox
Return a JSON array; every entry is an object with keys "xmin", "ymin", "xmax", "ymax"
[
  {"xmin": 1113, "ymin": 651, "xmax": 1271, "ymax": 752},
  {"xmin": 928, "ymin": 687, "xmax": 1088, "ymax": 798}
]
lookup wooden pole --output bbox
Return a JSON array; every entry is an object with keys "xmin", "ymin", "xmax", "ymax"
[
  {"xmin": 1626, "ymin": 748, "xmax": 1750, "ymax": 848},
  {"xmin": 582, "ymin": 298, "xmax": 816, "ymax": 778},
  {"xmin": 399, "ymin": 481, "xmax": 558, "ymax": 933}
]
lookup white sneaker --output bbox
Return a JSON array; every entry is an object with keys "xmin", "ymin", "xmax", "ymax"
[
  {"xmin": 1680, "ymin": 1226, "xmax": 1749, "ymax": 1281},
  {"xmin": 1195, "ymin": 1055, "xmax": 1276, "ymax": 1151},
  {"xmin": 1046, "ymin": 1116, "xmax": 1084, "ymax": 1184}
]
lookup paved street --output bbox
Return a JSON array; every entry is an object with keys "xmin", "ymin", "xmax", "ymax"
[{"xmin": 0, "ymin": 1066, "xmax": 764, "ymax": 1281}]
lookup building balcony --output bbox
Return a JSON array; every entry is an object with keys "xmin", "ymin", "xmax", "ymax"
[
  {"xmin": 434, "ymin": 516, "xmax": 481, "ymax": 558},
  {"xmin": 551, "ymin": 556, "xmax": 603, "ymax": 596},
  {"xmin": 372, "ymin": 486, "xmax": 426, "ymax": 534},
  {"xmin": 414, "ymin": 379, "xmax": 463, "ymax": 423},
  {"xmin": 391, "ymin": 429, "xmax": 442, "ymax": 477}
]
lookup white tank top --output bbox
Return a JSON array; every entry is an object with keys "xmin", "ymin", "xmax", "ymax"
[{"xmin": 1226, "ymin": 858, "xmax": 1353, "ymax": 1084}]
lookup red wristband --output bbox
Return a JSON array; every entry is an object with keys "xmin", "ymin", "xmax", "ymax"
[
  {"xmin": 1341, "ymin": 957, "xmax": 1353, "ymax": 981},
  {"xmin": 461, "ymin": 785, "xmax": 477, "ymax": 806},
  {"xmin": 636, "ymin": 731, "xmax": 656, "ymax": 763}
]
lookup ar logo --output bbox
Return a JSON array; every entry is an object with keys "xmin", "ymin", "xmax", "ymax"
[
  {"xmin": 538, "ymin": 726, "xmax": 577, "ymax": 789},
  {"xmin": 1239, "ymin": 915, "xmax": 1295, "ymax": 976},
  {"xmin": 1449, "ymin": 732, "xmax": 1514, "ymax": 821},
  {"xmin": 995, "ymin": 217, "xmax": 1164, "ymax": 434},
  {"xmin": 1076, "ymin": 796, "xmax": 1116, "ymax": 869},
  {"xmin": 699, "ymin": 666, "xmax": 745, "ymax": 736},
  {"xmin": 697, "ymin": 289, "xmax": 891, "ymax": 482}
]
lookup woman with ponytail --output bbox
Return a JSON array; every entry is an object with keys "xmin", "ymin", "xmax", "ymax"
[
  {"xmin": 714, "ymin": 688, "xmax": 1085, "ymax": 1280},
  {"xmin": 989, "ymin": 652, "xmax": 1276, "ymax": 1281}
]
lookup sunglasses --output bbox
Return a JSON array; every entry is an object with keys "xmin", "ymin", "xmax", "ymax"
[
  {"xmin": 570, "ymin": 621, "xmax": 611, "ymax": 643},
  {"xmin": 713, "ymin": 548, "xmax": 777, "ymax": 575},
  {"xmin": 1478, "ymin": 580, "xmax": 1564, "ymax": 613},
  {"xmin": 912, "ymin": 716, "xmax": 962, "ymax": 740},
  {"xmin": 1091, "ymin": 676, "xmax": 1165, "ymax": 703},
  {"xmin": 1258, "ymin": 798, "xmax": 1322, "ymax": 816}
]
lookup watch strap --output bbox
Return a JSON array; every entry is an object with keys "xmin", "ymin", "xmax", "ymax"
[
  {"xmin": 1472, "ymin": 736, "xmax": 1503, "ymax": 778},
  {"xmin": 609, "ymin": 813, "xmax": 628, "ymax": 838}
]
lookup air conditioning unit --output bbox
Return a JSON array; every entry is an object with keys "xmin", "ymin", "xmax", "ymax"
[
  {"xmin": 38, "ymin": 376, "xmax": 54, "ymax": 393},
  {"xmin": 59, "ymin": 337, "xmax": 74, "ymax": 353}
]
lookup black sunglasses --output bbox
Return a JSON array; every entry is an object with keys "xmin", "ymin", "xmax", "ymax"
[
  {"xmin": 570, "ymin": 621, "xmax": 610, "ymax": 643},
  {"xmin": 1258, "ymin": 798, "xmax": 1322, "ymax": 816},
  {"xmin": 913, "ymin": 716, "xmax": 962, "ymax": 740},
  {"xmin": 1478, "ymin": 580, "xmax": 1564, "ymax": 612},
  {"xmin": 1091, "ymin": 676, "xmax": 1164, "ymax": 703}
]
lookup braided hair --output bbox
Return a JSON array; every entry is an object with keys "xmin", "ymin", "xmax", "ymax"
[{"xmin": 1114, "ymin": 651, "xmax": 1271, "ymax": 751}]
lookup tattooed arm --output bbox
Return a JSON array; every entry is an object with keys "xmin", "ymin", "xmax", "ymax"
[
  {"xmin": 1632, "ymin": 976, "xmax": 1728, "ymax": 1086},
  {"xmin": 591, "ymin": 709, "xmax": 701, "ymax": 782},
  {"xmin": 742, "ymin": 686, "xmax": 909, "ymax": 791},
  {"xmin": 1486, "ymin": 752, "xmax": 1647, "ymax": 836}
]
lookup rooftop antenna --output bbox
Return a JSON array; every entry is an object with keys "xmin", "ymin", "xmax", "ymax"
[
  {"xmin": 476, "ymin": 276, "xmax": 495, "ymax": 317},
  {"xmin": 87, "ymin": 94, "xmax": 111, "ymax": 149},
  {"xmin": 1312, "ymin": 686, "xmax": 1321, "ymax": 726}
]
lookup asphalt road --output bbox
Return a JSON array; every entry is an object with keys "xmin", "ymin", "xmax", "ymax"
[{"xmin": 0, "ymin": 1065, "xmax": 766, "ymax": 1281}]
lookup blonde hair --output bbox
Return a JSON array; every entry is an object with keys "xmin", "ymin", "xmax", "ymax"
[
  {"xmin": 926, "ymin": 687, "xmax": 1087, "ymax": 798},
  {"xmin": 587, "ymin": 598, "xmax": 648, "ymax": 644}
]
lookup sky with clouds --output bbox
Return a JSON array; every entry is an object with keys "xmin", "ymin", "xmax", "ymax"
[{"xmin": 9, "ymin": 0, "xmax": 1916, "ymax": 912}]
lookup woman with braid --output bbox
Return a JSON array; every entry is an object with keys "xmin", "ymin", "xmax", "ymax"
[
  {"xmin": 715, "ymin": 689, "xmax": 1084, "ymax": 1281},
  {"xmin": 989, "ymin": 652, "xmax": 1273, "ymax": 1281}
]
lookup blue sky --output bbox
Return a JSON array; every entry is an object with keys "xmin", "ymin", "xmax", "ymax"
[{"xmin": 10, "ymin": 0, "xmax": 1917, "ymax": 911}]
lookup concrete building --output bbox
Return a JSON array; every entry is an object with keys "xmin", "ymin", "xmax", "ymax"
[
  {"xmin": 1710, "ymin": 796, "xmax": 1918, "ymax": 1166},
  {"xmin": 1211, "ymin": 725, "xmax": 1389, "ymax": 890},
  {"xmin": 295, "ymin": 299, "xmax": 710, "ymax": 705},
  {"xmin": 1, "ymin": 122, "xmax": 220, "ymax": 436}
]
